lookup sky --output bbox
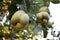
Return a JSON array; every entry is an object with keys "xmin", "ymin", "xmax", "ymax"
[{"xmin": 49, "ymin": 2, "xmax": 60, "ymax": 31}]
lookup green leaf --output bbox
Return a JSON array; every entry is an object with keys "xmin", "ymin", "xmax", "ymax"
[
  {"xmin": 0, "ymin": 2, "xmax": 3, "ymax": 9},
  {"xmin": 45, "ymin": 22, "xmax": 52, "ymax": 29},
  {"xmin": 51, "ymin": 0, "xmax": 60, "ymax": 4}
]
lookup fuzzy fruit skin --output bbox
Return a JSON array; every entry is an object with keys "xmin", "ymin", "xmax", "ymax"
[
  {"xmin": 36, "ymin": 12, "xmax": 49, "ymax": 24},
  {"xmin": 36, "ymin": 12, "xmax": 43, "ymax": 23},
  {"xmin": 13, "ymin": 23, "xmax": 24, "ymax": 30},
  {"xmin": 19, "ymin": 13, "xmax": 29, "ymax": 25},
  {"xmin": 36, "ymin": 12, "xmax": 49, "ymax": 20},
  {"xmin": 11, "ymin": 10, "xmax": 29, "ymax": 29},
  {"xmin": 42, "ymin": 12, "xmax": 49, "ymax": 19},
  {"xmin": 11, "ymin": 10, "xmax": 25, "ymax": 24},
  {"xmin": 39, "ymin": 6, "xmax": 48, "ymax": 12},
  {"xmin": 43, "ymin": 19, "xmax": 48, "ymax": 24},
  {"xmin": 36, "ymin": 12, "xmax": 42, "ymax": 20}
]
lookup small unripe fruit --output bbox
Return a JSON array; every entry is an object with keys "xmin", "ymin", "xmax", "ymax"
[
  {"xmin": 13, "ymin": 23, "xmax": 24, "ymax": 30},
  {"xmin": 36, "ymin": 12, "xmax": 49, "ymax": 20},
  {"xmin": 19, "ymin": 13, "xmax": 29, "ymax": 25},
  {"xmin": 39, "ymin": 6, "xmax": 48, "ymax": 12},
  {"xmin": 11, "ymin": 10, "xmax": 29, "ymax": 24},
  {"xmin": 36, "ymin": 12, "xmax": 49, "ymax": 24},
  {"xmin": 11, "ymin": 10, "xmax": 29, "ymax": 29},
  {"xmin": 11, "ymin": 10, "xmax": 26, "ymax": 24},
  {"xmin": 36, "ymin": 12, "xmax": 42, "ymax": 20},
  {"xmin": 43, "ymin": 19, "xmax": 48, "ymax": 24},
  {"xmin": 36, "ymin": 12, "xmax": 43, "ymax": 23},
  {"xmin": 42, "ymin": 12, "xmax": 49, "ymax": 19}
]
